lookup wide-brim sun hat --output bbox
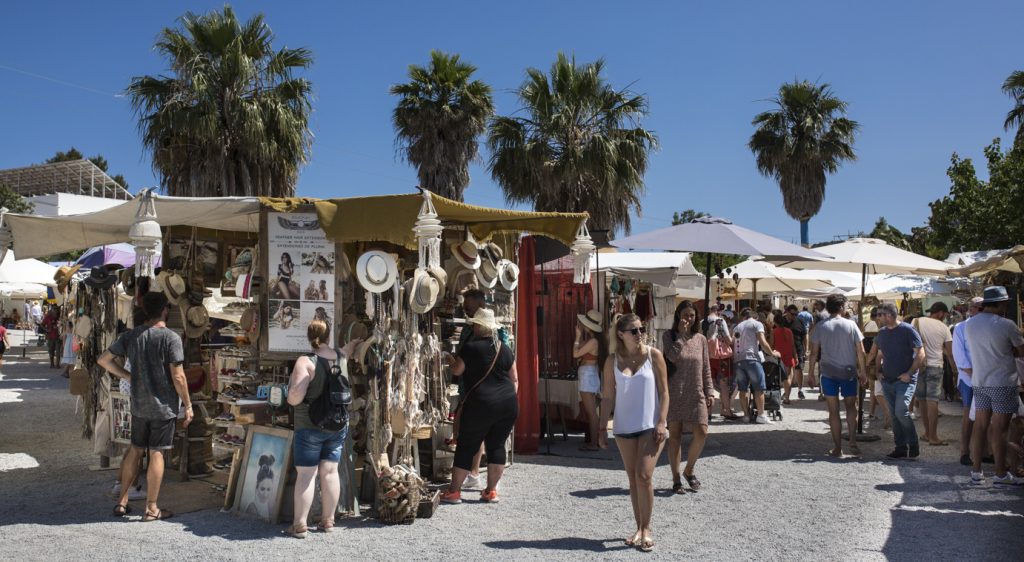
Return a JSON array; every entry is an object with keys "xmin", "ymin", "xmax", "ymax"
[
  {"xmin": 356, "ymin": 251, "xmax": 399, "ymax": 294},
  {"xmin": 163, "ymin": 272, "xmax": 186, "ymax": 305},
  {"xmin": 54, "ymin": 264, "xmax": 82, "ymax": 291},
  {"xmin": 356, "ymin": 335, "xmax": 379, "ymax": 370},
  {"xmin": 183, "ymin": 304, "xmax": 209, "ymax": 339},
  {"xmin": 450, "ymin": 240, "xmax": 481, "ymax": 270},
  {"xmin": 466, "ymin": 307, "xmax": 501, "ymax": 332},
  {"xmin": 577, "ymin": 309, "xmax": 603, "ymax": 333},
  {"xmin": 82, "ymin": 266, "xmax": 116, "ymax": 290},
  {"xmin": 475, "ymin": 263, "xmax": 497, "ymax": 289},
  {"xmin": 407, "ymin": 268, "xmax": 441, "ymax": 314},
  {"xmin": 119, "ymin": 269, "xmax": 136, "ymax": 296},
  {"xmin": 982, "ymin": 285, "xmax": 1010, "ymax": 304},
  {"xmin": 498, "ymin": 260, "xmax": 519, "ymax": 292},
  {"xmin": 426, "ymin": 266, "xmax": 447, "ymax": 296}
]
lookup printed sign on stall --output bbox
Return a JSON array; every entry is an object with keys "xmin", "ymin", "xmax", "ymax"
[{"xmin": 266, "ymin": 212, "xmax": 335, "ymax": 352}]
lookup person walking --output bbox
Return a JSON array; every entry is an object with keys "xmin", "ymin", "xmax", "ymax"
[
  {"xmin": 574, "ymin": 309, "xmax": 607, "ymax": 450},
  {"xmin": 42, "ymin": 306, "xmax": 61, "ymax": 368},
  {"xmin": 663, "ymin": 302, "xmax": 714, "ymax": 493},
  {"xmin": 449, "ymin": 289, "xmax": 488, "ymax": 487},
  {"xmin": 441, "ymin": 308, "xmax": 519, "ymax": 504},
  {"xmin": 911, "ymin": 302, "xmax": 956, "ymax": 446},
  {"xmin": 867, "ymin": 303, "xmax": 925, "ymax": 459},
  {"xmin": 773, "ymin": 311, "xmax": 798, "ymax": 405},
  {"xmin": 733, "ymin": 308, "xmax": 782, "ymax": 424},
  {"xmin": 705, "ymin": 306, "xmax": 737, "ymax": 420},
  {"xmin": 807, "ymin": 294, "xmax": 867, "ymax": 457},
  {"xmin": 863, "ymin": 308, "xmax": 892, "ymax": 430},
  {"xmin": 963, "ymin": 286, "xmax": 1024, "ymax": 486},
  {"xmin": 284, "ymin": 319, "xmax": 359, "ymax": 537},
  {"xmin": 952, "ymin": 297, "xmax": 984, "ymax": 466},
  {"xmin": 600, "ymin": 314, "xmax": 669, "ymax": 552},
  {"xmin": 783, "ymin": 305, "xmax": 809, "ymax": 400},
  {"xmin": 97, "ymin": 292, "xmax": 191, "ymax": 521}
]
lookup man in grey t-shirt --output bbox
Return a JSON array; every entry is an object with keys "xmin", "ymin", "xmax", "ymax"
[
  {"xmin": 808, "ymin": 294, "xmax": 866, "ymax": 457},
  {"xmin": 99, "ymin": 291, "xmax": 191, "ymax": 520}
]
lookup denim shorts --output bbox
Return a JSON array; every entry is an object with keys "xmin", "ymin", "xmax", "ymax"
[
  {"xmin": 294, "ymin": 426, "xmax": 347, "ymax": 467},
  {"xmin": 614, "ymin": 428, "xmax": 655, "ymax": 439},
  {"xmin": 821, "ymin": 376, "xmax": 857, "ymax": 399},
  {"xmin": 958, "ymin": 380, "xmax": 973, "ymax": 409},
  {"xmin": 734, "ymin": 360, "xmax": 766, "ymax": 392}
]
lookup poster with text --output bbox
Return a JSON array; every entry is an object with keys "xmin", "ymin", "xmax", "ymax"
[{"xmin": 267, "ymin": 212, "xmax": 334, "ymax": 352}]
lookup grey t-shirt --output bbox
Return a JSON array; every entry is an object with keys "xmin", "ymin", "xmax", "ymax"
[
  {"xmin": 810, "ymin": 315, "xmax": 863, "ymax": 379},
  {"xmin": 963, "ymin": 312, "xmax": 1024, "ymax": 387},
  {"xmin": 734, "ymin": 318, "xmax": 764, "ymax": 362},
  {"xmin": 108, "ymin": 325, "xmax": 185, "ymax": 420}
]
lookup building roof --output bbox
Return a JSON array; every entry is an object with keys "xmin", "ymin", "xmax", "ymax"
[{"xmin": 0, "ymin": 159, "xmax": 131, "ymax": 200}]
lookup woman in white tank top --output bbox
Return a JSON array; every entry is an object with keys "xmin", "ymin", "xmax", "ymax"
[{"xmin": 599, "ymin": 313, "xmax": 670, "ymax": 552}]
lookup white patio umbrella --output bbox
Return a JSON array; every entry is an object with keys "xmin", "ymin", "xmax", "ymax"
[
  {"xmin": 612, "ymin": 217, "xmax": 829, "ymax": 307},
  {"xmin": 720, "ymin": 259, "xmax": 836, "ymax": 302},
  {"xmin": 946, "ymin": 245, "xmax": 1024, "ymax": 277},
  {"xmin": 845, "ymin": 274, "xmax": 960, "ymax": 300}
]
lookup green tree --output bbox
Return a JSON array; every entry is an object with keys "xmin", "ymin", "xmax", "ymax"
[
  {"xmin": 924, "ymin": 139, "xmax": 1024, "ymax": 255},
  {"xmin": 0, "ymin": 183, "xmax": 34, "ymax": 213},
  {"xmin": 748, "ymin": 80, "xmax": 859, "ymax": 246},
  {"xmin": 47, "ymin": 147, "xmax": 130, "ymax": 190},
  {"xmin": 1003, "ymin": 70, "xmax": 1024, "ymax": 148},
  {"xmin": 391, "ymin": 51, "xmax": 493, "ymax": 202},
  {"xmin": 868, "ymin": 217, "xmax": 911, "ymax": 250},
  {"xmin": 127, "ymin": 5, "xmax": 313, "ymax": 197},
  {"xmin": 671, "ymin": 209, "xmax": 708, "ymax": 225},
  {"xmin": 487, "ymin": 53, "xmax": 658, "ymax": 234}
]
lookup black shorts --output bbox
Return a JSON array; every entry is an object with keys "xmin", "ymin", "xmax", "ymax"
[{"xmin": 130, "ymin": 416, "xmax": 176, "ymax": 450}]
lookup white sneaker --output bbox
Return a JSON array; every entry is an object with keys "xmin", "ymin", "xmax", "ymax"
[
  {"xmin": 970, "ymin": 471, "xmax": 986, "ymax": 485},
  {"xmin": 992, "ymin": 473, "xmax": 1024, "ymax": 486},
  {"xmin": 463, "ymin": 474, "xmax": 483, "ymax": 489},
  {"xmin": 755, "ymin": 415, "xmax": 773, "ymax": 425}
]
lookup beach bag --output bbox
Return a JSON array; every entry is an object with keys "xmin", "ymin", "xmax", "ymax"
[
  {"xmin": 707, "ymin": 319, "xmax": 733, "ymax": 360},
  {"xmin": 307, "ymin": 348, "xmax": 351, "ymax": 431},
  {"xmin": 69, "ymin": 366, "xmax": 90, "ymax": 396}
]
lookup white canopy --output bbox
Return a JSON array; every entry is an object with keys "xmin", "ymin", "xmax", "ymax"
[
  {"xmin": 0, "ymin": 282, "xmax": 49, "ymax": 299},
  {"xmin": 946, "ymin": 245, "xmax": 1024, "ymax": 277},
  {"xmin": 845, "ymin": 274, "xmax": 960, "ymax": 300},
  {"xmin": 770, "ymin": 238, "xmax": 953, "ymax": 276},
  {"xmin": 5, "ymin": 194, "xmax": 261, "ymax": 260},
  {"xmin": 721, "ymin": 259, "xmax": 836, "ymax": 295},
  {"xmin": 589, "ymin": 251, "xmax": 702, "ymax": 288},
  {"xmin": 0, "ymin": 251, "xmax": 58, "ymax": 286}
]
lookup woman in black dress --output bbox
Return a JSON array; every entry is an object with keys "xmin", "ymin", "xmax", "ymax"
[{"xmin": 277, "ymin": 252, "xmax": 295, "ymax": 299}]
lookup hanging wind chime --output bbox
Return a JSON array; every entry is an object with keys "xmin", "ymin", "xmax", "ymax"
[
  {"xmin": 413, "ymin": 190, "xmax": 444, "ymax": 270},
  {"xmin": 570, "ymin": 221, "xmax": 596, "ymax": 284},
  {"xmin": 129, "ymin": 189, "xmax": 162, "ymax": 278}
]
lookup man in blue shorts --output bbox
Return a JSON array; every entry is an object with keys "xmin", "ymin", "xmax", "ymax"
[
  {"xmin": 732, "ymin": 308, "xmax": 781, "ymax": 424},
  {"xmin": 867, "ymin": 303, "xmax": 925, "ymax": 459},
  {"xmin": 807, "ymin": 294, "xmax": 867, "ymax": 457}
]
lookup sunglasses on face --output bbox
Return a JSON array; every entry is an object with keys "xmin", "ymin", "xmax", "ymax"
[{"xmin": 623, "ymin": 326, "xmax": 646, "ymax": 336}]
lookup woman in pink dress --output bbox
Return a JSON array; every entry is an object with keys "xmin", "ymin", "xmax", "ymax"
[{"xmin": 772, "ymin": 312, "xmax": 798, "ymax": 404}]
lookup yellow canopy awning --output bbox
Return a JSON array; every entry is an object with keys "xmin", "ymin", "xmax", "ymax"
[{"xmin": 309, "ymin": 193, "xmax": 588, "ymax": 248}]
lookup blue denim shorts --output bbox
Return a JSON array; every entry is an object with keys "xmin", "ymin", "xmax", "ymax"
[
  {"xmin": 734, "ymin": 360, "xmax": 766, "ymax": 392},
  {"xmin": 294, "ymin": 427, "xmax": 347, "ymax": 467},
  {"xmin": 821, "ymin": 376, "xmax": 857, "ymax": 398},
  {"xmin": 958, "ymin": 380, "xmax": 973, "ymax": 409}
]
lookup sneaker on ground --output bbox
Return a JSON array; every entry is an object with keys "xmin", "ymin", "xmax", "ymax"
[
  {"xmin": 463, "ymin": 474, "xmax": 482, "ymax": 489},
  {"xmin": 480, "ymin": 489, "xmax": 500, "ymax": 503},
  {"xmin": 440, "ymin": 489, "xmax": 462, "ymax": 504},
  {"xmin": 754, "ymin": 415, "xmax": 773, "ymax": 425},
  {"xmin": 797, "ymin": 391, "xmax": 805, "ymax": 400},
  {"xmin": 992, "ymin": 473, "xmax": 1024, "ymax": 486},
  {"xmin": 970, "ymin": 471, "xmax": 986, "ymax": 485}
]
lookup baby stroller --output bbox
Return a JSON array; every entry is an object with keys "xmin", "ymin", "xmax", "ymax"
[{"xmin": 760, "ymin": 356, "xmax": 785, "ymax": 421}]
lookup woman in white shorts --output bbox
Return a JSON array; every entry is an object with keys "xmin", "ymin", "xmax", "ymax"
[{"xmin": 574, "ymin": 310, "xmax": 607, "ymax": 450}]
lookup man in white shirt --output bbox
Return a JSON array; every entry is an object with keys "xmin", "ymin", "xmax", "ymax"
[
  {"xmin": 732, "ymin": 308, "xmax": 781, "ymax": 424},
  {"xmin": 951, "ymin": 297, "xmax": 984, "ymax": 466},
  {"xmin": 911, "ymin": 302, "xmax": 955, "ymax": 446}
]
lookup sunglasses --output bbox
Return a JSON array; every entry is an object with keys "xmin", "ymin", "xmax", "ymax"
[{"xmin": 622, "ymin": 326, "xmax": 646, "ymax": 336}]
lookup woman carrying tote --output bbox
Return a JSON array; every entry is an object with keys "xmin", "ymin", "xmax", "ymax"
[
  {"xmin": 600, "ymin": 313, "xmax": 670, "ymax": 552},
  {"xmin": 663, "ymin": 301, "xmax": 714, "ymax": 493},
  {"xmin": 573, "ymin": 309, "xmax": 608, "ymax": 450}
]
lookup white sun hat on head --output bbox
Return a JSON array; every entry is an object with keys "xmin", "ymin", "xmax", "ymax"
[{"xmin": 465, "ymin": 307, "xmax": 501, "ymax": 332}]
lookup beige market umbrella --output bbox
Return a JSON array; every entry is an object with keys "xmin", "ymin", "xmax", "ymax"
[{"xmin": 723, "ymin": 259, "xmax": 836, "ymax": 302}]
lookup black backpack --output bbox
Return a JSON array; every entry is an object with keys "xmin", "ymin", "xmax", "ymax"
[{"xmin": 307, "ymin": 348, "xmax": 352, "ymax": 431}]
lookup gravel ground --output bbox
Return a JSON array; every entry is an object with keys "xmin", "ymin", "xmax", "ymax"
[{"xmin": 2, "ymin": 350, "xmax": 1021, "ymax": 560}]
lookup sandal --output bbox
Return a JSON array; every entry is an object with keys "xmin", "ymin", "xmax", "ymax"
[
  {"xmin": 112, "ymin": 504, "xmax": 132, "ymax": 517},
  {"xmin": 141, "ymin": 508, "xmax": 173, "ymax": 522},
  {"xmin": 284, "ymin": 524, "xmax": 308, "ymax": 539},
  {"xmin": 684, "ymin": 473, "xmax": 701, "ymax": 491},
  {"xmin": 316, "ymin": 518, "xmax": 334, "ymax": 533},
  {"xmin": 625, "ymin": 530, "xmax": 642, "ymax": 546},
  {"xmin": 782, "ymin": 398, "xmax": 791, "ymax": 405},
  {"xmin": 671, "ymin": 480, "xmax": 684, "ymax": 494},
  {"xmin": 638, "ymin": 535, "xmax": 655, "ymax": 552}
]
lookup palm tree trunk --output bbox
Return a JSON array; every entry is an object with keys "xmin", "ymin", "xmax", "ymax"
[{"xmin": 800, "ymin": 218, "xmax": 810, "ymax": 247}]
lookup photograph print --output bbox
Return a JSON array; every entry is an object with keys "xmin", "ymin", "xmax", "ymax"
[{"xmin": 233, "ymin": 426, "xmax": 292, "ymax": 523}]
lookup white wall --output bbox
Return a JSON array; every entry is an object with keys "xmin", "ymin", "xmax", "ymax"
[{"xmin": 26, "ymin": 193, "xmax": 125, "ymax": 217}]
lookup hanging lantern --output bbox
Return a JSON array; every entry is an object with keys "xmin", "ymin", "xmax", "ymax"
[
  {"xmin": 129, "ymin": 189, "xmax": 161, "ymax": 278},
  {"xmin": 413, "ymin": 190, "xmax": 444, "ymax": 270},
  {"xmin": 570, "ymin": 221, "xmax": 596, "ymax": 284}
]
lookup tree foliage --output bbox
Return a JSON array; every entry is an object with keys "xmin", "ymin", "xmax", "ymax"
[
  {"xmin": 671, "ymin": 209, "xmax": 708, "ymax": 225},
  {"xmin": 868, "ymin": 217, "xmax": 911, "ymax": 250},
  {"xmin": 0, "ymin": 183, "xmax": 34, "ymax": 213},
  {"xmin": 47, "ymin": 147, "xmax": 130, "ymax": 190},
  {"xmin": 1003, "ymin": 69, "xmax": 1024, "ymax": 148},
  {"xmin": 127, "ymin": 5, "xmax": 313, "ymax": 197},
  {"xmin": 391, "ymin": 50, "xmax": 493, "ymax": 202},
  {"xmin": 749, "ymin": 80, "xmax": 858, "ymax": 243},
  {"xmin": 487, "ymin": 53, "xmax": 658, "ymax": 234}
]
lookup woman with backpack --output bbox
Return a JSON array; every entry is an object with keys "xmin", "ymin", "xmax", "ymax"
[
  {"xmin": 285, "ymin": 319, "xmax": 359, "ymax": 538},
  {"xmin": 663, "ymin": 301, "xmax": 714, "ymax": 493}
]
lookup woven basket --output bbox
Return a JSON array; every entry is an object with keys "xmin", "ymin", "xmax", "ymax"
[{"xmin": 377, "ymin": 481, "xmax": 422, "ymax": 525}]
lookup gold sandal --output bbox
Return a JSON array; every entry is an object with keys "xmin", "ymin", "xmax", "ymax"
[{"xmin": 284, "ymin": 524, "xmax": 308, "ymax": 539}]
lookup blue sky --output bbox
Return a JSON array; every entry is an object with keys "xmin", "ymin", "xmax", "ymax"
[{"xmin": 2, "ymin": 1, "xmax": 1021, "ymax": 246}]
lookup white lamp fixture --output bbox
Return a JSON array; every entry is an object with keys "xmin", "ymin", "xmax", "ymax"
[
  {"xmin": 570, "ymin": 221, "xmax": 596, "ymax": 284},
  {"xmin": 129, "ymin": 189, "xmax": 162, "ymax": 278},
  {"xmin": 413, "ymin": 190, "xmax": 444, "ymax": 270}
]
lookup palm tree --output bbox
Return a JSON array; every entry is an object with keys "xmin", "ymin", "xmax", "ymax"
[
  {"xmin": 487, "ymin": 53, "xmax": 657, "ymax": 234},
  {"xmin": 127, "ymin": 6, "xmax": 313, "ymax": 197},
  {"xmin": 748, "ymin": 80, "xmax": 858, "ymax": 246},
  {"xmin": 1002, "ymin": 70, "xmax": 1024, "ymax": 148},
  {"xmin": 391, "ymin": 51, "xmax": 493, "ymax": 201}
]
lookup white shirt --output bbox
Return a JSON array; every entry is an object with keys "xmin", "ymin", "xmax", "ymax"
[{"xmin": 952, "ymin": 319, "xmax": 972, "ymax": 387}]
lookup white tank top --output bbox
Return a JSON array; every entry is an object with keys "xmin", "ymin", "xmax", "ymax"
[{"xmin": 613, "ymin": 349, "xmax": 660, "ymax": 435}]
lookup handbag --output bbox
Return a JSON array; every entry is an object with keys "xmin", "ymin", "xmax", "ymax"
[{"xmin": 707, "ymin": 319, "xmax": 734, "ymax": 360}]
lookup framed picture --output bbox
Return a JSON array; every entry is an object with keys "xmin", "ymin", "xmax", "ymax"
[
  {"xmin": 109, "ymin": 391, "xmax": 132, "ymax": 445},
  {"xmin": 232, "ymin": 425, "xmax": 293, "ymax": 523},
  {"xmin": 223, "ymin": 448, "xmax": 244, "ymax": 510}
]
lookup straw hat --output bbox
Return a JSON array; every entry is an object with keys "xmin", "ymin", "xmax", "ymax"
[
  {"xmin": 339, "ymin": 314, "xmax": 368, "ymax": 345},
  {"xmin": 466, "ymin": 308, "xmax": 501, "ymax": 332},
  {"xmin": 82, "ymin": 266, "xmax": 116, "ymax": 290},
  {"xmin": 497, "ymin": 259, "xmax": 519, "ymax": 292},
  {"xmin": 450, "ymin": 240, "xmax": 481, "ymax": 270},
  {"xmin": 355, "ymin": 335, "xmax": 379, "ymax": 370},
  {"xmin": 475, "ymin": 264, "xmax": 497, "ymax": 289},
  {"xmin": 54, "ymin": 264, "xmax": 82, "ymax": 292},
  {"xmin": 183, "ymin": 304, "xmax": 209, "ymax": 339},
  {"xmin": 74, "ymin": 315, "xmax": 93, "ymax": 339},
  {"xmin": 577, "ymin": 309, "xmax": 604, "ymax": 333},
  {"xmin": 163, "ymin": 272, "xmax": 186, "ymax": 305},
  {"xmin": 119, "ymin": 269, "xmax": 136, "ymax": 296},
  {"xmin": 407, "ymin": 268, "xmax": 441, "ymax": 314},
  {"xmin": 240, "ymin": 307, "xmax": 255, "ymax": 332},
  {"xmin": 480, "ymin": 243, "xmax": 502, "ymax": 279},
  {"xmin": 337, "ymin": 251, "xmax": 353, "ymax": 281},
  {"xmin": 356, "ymin": 251, "xmax": 398, "ymax": 294}
]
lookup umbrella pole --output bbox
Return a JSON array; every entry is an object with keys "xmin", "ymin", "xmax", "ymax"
[
  {"xmin": 853, "ymin": 263, "xmax": 880, "ymax": 442},
  {"xmin": 703, "ymin": 253, "xmax": 712, "ymax": 316},
  {"xmin": 752, "ymin": 279, "xmax": 758, "ymax": 308}
]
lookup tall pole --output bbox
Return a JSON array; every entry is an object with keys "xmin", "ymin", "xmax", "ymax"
[
  {"xmin": 856, "ymin": 263, "xmax": 870, "ymax": 437},
  {"xmin": 703, "ymin": 252, "xmax": 712, "ymax": 316}
]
